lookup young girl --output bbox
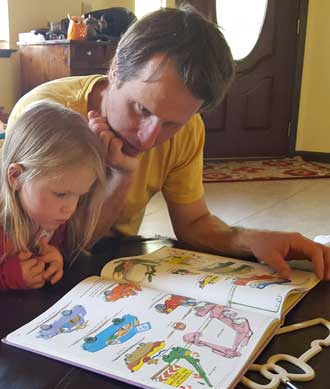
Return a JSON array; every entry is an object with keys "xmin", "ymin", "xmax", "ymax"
[{"xmin": 0, "ymin": 101, "xmax": 106, "ymax": 290}]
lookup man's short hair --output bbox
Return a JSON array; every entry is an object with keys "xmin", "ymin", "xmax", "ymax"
[{"xmin": 114, "ymin": 5, "xmax": 235, "ymax": 112}]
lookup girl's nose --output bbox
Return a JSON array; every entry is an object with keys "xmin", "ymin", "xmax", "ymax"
[{"xmin": 61, "ymin": 198, "xmax": 78, "ymax": 216}]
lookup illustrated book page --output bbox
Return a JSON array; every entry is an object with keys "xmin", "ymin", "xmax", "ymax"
[
  {"xmin": 4, "ymin": 275, "xmax": 279, "ymax": 389},
  {"xmin": 101, "ymin": 246, "xmax": 319, "ymax": 319}
]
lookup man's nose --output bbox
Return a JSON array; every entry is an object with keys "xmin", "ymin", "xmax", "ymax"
[{"xmin": 137, "ymin": 117, "xmax": 162, "ymax": 150}]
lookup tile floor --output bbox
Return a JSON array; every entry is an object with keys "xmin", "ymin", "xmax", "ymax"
[{"xmin": 139, "ymin": 176, "xmax": 330, "ymax": 240}]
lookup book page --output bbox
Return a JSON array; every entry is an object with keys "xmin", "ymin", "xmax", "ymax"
[
  {"xmin": 101, "ymin": 247, "xmax": 319, "ymax": 319},
  {"xmin": 4, "ymin": 276, "xmax": 279, "ymax": 389}
]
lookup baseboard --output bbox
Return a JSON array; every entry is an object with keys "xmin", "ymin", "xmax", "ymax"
[{"xmin": 296, "ymin": 151, "xmax": 330, "ymax": 163}]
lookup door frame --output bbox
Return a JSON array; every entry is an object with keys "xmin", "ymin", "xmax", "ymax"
[{"xmin": 289, "ymin": 0, "xmax": 308, "ymax": 156}]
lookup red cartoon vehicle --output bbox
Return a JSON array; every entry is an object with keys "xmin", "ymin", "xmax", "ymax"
[
  {"xmin": 104, "ymin": 283, "xmax": 142, "ymax": 302},
  {"xmin": 154, "ymin": 294, "xmax": 197, "ymax": 314}
]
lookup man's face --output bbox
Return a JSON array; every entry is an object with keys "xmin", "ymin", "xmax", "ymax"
[{"xmin": 102, "ymin": 54, "xmax": 203, "ymax": 156}]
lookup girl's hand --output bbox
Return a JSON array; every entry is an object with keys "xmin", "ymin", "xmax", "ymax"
[
  {"xmin": 38, "ymin": 238, "xmax": 64, "ymax": 285},
  {"xmin": 18, "ymin": 251, "xmax": 46, "ymax": 289}
]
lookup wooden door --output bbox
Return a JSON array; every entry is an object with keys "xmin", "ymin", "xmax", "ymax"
[{"xmin": 178, "ymin": 0, "xmax": 306, "ymax": 158}]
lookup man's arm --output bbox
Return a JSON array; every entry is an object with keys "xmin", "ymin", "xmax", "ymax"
[
  {"xmin": 88, "ymin": 111, "xmax": 139, "ymax": 239},
  {"xmin": 167, "ymin": 196, "xmax": 330, "ymax": 280}
]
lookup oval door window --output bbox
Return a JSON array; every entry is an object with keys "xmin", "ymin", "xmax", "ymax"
[{"xmin": 216, "ymin": 0, "xmax": 268, "ymax": 60}]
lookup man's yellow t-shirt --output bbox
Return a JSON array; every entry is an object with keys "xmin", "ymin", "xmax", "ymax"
[{"xmin": 8, "ymin": 75, "xmax": 205, "ymax": 236}]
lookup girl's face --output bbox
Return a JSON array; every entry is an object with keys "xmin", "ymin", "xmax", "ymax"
[{"xmin": 17, "ymin": 164, "xmax": 96, "ymax": 231}]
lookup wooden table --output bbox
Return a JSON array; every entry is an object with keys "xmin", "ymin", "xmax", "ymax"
[{"xmin": 1, "ymin": 237, "xmax": 329, "ymax": 388}]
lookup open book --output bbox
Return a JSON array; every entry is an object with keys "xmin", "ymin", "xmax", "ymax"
[{"xmin": 3, "ymin": 246, "xmax": 319, "ymax": 388}]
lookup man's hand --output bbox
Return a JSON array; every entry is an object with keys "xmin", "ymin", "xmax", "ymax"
[
  {"xmin": 38, "ymin": 238, "xmax": 64, "ymax": 285},
  {"xmin": 18, "ymin": 251, "xmax": 46, "ymax": 289},
  {"xmin": 88, "ymin": 110, "xmax": 139, "ymax": 175},
  {"xmin": 241, "ymin": 230, "xmax": 330, "ymax": 280}
]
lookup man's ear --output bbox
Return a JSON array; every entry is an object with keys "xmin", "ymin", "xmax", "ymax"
[
  {"xmin": 7, "ymin": 163, "xmax": 24, "ymax": 190},
  {"xmin": 108, "ymin": 56, "xmax": 118, "ymax": 83}
]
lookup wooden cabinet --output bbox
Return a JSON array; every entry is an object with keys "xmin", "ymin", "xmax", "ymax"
[{"xmin": 19, "ymin": 40, "xmax": 118, "ymax": 96}]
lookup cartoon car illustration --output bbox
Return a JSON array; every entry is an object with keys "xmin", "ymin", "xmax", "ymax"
[
  {"xmin": 37, "ymin": 305, "xmax": 87, "ymax": 339},
  {"xmin": 82, "ymin": 314, "xmax": 151, "ymax": 352},
  {"xmin": 125, "ymin": 341, "xmax": 165, "ymax": 371},
  {"xmin": 251, "ymin": 279, "xmax": 289, "ymax": 289},
  {"xmin": 154, "ymin": 294, "xmax": 197, "ymax": 314},
  {"xmin": 198, "ymin": 274, "xmax": 220, "ymax": 289},
  {"xmin": 234, "ymin": 274, "xmax": 275, "ymax": 286},
  {"xmin": 103, "ymin": 283, "xmax": 142, "ymax": 302}
]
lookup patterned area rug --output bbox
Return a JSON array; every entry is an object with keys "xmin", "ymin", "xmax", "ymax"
[{"xmin": 203, "ymin": 157, "xmax": 330, "ymax": 183}]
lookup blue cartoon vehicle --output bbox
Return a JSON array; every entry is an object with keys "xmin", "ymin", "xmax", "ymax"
[
  {"xmin": 38, "ymin": 305, "xmax": 87, "ymax": 339},
  {"xmin": 82, "ymin": 314, "xmax": 151, "ymax": 353}
]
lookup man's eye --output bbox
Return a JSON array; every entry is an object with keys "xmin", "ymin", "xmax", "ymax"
[{"xmin": 137, "ymin": 104, "xmax": 150, "ymax": 115}]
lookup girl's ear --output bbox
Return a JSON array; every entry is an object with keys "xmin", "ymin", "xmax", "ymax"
[{"xmin": 7, "ymin": 163, "xmax": 24, "ymax": 190}]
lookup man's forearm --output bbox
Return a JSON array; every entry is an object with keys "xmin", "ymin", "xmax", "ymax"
[
  {"xmin": 93, "ymin": 172, "xmax": 133, "ymax": 239},
  {"xmin": 175, "ymin": 213, "xmax": 255, "ymax": 257},
  {"xmin": 173, "ymin": 210, "xmax": 330, "ymax": 280}
]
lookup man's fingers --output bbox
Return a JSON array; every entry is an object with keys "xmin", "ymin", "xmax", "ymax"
[
  {"xmin": 100, "ymin": 129, "xmax": 115, "ymax": 151},
  {"xmin": 260, "ymin": 251, "xmax": 292, "ymax": 280},
  {"xmin": 107, "ymin": 137, "xmax": 139, "ymax": 173},
  {"xmin": 292, "ymin": 239, "xmax": 325, "ymax": 280},
  {"xmin": 323, "ymin": 246, "xmax": 330, "ymax": 280},
  {"xmin": 308, "ymin": 246, "xmax": 325, "ymax": 280},
  {"xmin": 89, "ymin": 119, "xmax": 111, "ymax": 136},
  {"xmin": 87, "ymin": 110, "xmax": 100, "ymax": 120}
]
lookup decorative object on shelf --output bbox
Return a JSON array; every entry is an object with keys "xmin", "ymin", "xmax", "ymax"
[
  {"xmin": 84, "ymin": 15, "xmax": 99, "ymax": 40},
  {"xmin": 67, "ymin": 14, "xmax": 87, "ymax": 41},
  {"xmin": 98, "ymin": 15, "xmax": 108, "ymax": 34},
  {"xmin": 84, "ymin": 7, "xmax": 137, "ymax": 38},
  {"xmin": 45, "ymin": 22, "xmax": 66, "ymax": 40},
  {"xmin": 58, "ymin": 8, "xmax": 136, "ymax": 42}
]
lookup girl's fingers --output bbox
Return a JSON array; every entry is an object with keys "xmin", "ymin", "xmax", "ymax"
[
  {"xmin": 29, "ymin": 279, "xmax": 46, "ymax": 289},
  {"xmin": 18, "ymin": 251, "xmax": 32, "ymax": 261},
  {"xmin": 43, "ymin": 262, "xmax": 63, "ymax": 284},
  {"xmin": 49, "ymin": 267, "xmax": 64, "ymax": 285},
  {"xmin": 29, "ymin": 260, "xmax": 45, "ymax": 276}
]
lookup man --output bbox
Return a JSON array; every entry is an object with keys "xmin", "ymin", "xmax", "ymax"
[{"xmin": 8, "ymin": 6, "xmax": 330, "ymax": 280}]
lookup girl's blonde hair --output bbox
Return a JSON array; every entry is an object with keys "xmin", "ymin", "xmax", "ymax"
[{"xmin": 0, "ymin": 100, "xmax": 106, "ymax": 259}]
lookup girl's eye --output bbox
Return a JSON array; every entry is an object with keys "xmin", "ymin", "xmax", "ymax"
[{"xmin": 54, "ymin": 192, "xmax": 67, "ymax": 198}]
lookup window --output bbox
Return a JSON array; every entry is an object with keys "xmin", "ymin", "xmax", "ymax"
[
  {"xmin": 216, "ymin": 0, "xmax": 268, "ymax": 60},
  {"xmin": 0, "ymin": 0, "xmax": 9, "ymax": 43},
  {"xmin": 135, "ymin": 0, "xmax": 167, "ymax": 19}
]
